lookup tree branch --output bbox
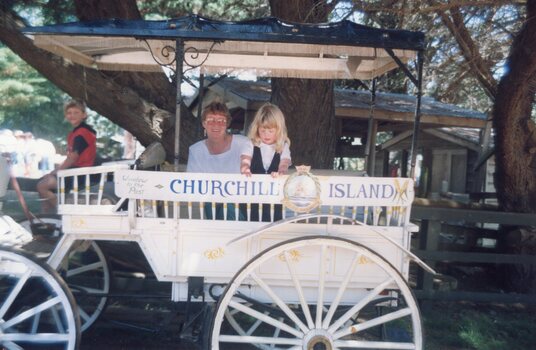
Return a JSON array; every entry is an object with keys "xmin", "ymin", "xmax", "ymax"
[{"xmin": 438, "ymin": 6, "xmax": 498, "ymax": 100}]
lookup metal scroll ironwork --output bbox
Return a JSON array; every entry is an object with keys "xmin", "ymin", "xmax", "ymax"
[
  {"xmin": 143, "ymin": 39, "xmax": 177, "ymax": 73},
  {"xmin": 183, "ymin": 41, "xmax": 220, "ymax": 75},
  {"xmin": 143, "ymin": 39, "xmax": 220, "ymax": 76}
]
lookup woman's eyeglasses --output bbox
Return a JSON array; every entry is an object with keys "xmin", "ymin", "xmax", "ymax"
[{"xmin": 205, "ymin": 117, "xmax": 227, "ymax": 125}]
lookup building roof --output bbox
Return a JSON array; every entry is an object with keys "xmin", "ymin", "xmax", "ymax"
[{"xmin": 207, "ymin": 78, "xmax": 488, "ymax": 129}]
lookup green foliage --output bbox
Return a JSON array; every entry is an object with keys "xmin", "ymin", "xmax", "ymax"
[
  {"xmin": 137, "ymin": 0, "xmax": 269, "ymax": 20},
  {"xmin": 86, "ymin": 111, "xmax": 123, "ymax": 160},
  {"xmin": 0, "ymin": 46, "xmax": 123, "ymax": 158},
  {"xmin": 5, "ymin": 0, "xmax": 76, "ymax": 26},
  {"xmin": 0, "ymin": 46, "xmax": 67, "ymax": 143}
]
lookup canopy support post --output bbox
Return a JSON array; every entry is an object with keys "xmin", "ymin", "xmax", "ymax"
[
  {"xmin": 174, "ymin": 39, "xmax": 185, "ymax": 171},
  {"xmin": 196, "ymin": 73, "xmax": 206, "ymax": 138},
  {"xmin": 409, "ymin": 50, "xmax": 424, "ymax": 179},
  {"xmin": 365, "ymin": 78, "xmax": 377, "ymax": 176}
]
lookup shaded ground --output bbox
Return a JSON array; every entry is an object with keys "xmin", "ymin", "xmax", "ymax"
[
  {"xmin": 78, "ymin": 298, "xmax": 536, "ymax": 350},
  {"xmin": 80, "ymin": 299, "xmax": 197, "ymax": 350}
]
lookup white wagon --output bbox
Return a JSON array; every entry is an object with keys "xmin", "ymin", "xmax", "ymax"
[
  {"xmin": 1, "ymin": 14, "xmax": 435, "ymax": 350},
  {"xmin": 1, "ymin": 162, "xmax": 434, "ymax": 349}
]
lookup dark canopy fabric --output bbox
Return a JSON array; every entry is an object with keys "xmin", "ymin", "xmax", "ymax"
[{"xmin": 24, "ymin": 15, "xmax": 425, "ymax": 51}]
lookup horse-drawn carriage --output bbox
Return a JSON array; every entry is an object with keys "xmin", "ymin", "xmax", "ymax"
[{"xmin": 1, "ymin": 15, "xmax": 434, "ymax": 349}]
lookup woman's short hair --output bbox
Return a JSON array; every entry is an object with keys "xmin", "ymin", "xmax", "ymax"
[
  {"xmin": 64, "ymin": 99, "xmax": 86, "ymax": 114},
  {"xmin": 201, "ymin": 101, "xmax": 231, "ymax": 125}
]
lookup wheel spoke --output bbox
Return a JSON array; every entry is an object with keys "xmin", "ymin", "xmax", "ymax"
[
  {"xmin": 0, "ymin": 269, "xmax": 31, "ymax": 319},
  {"xmin": 328, "ymin": 277, "xmax": 394, "ymax": 333},
  {"xmin": 334, "ymin": 307, "xmax": 413, "ymax": 339},
  {"xmin": 219, "ymin": 335, "xmax": 302, "ymax": 346},
  {"xmin": 250, "ymin": 272, "xmax": 309, "ymax": 334},
  {"xmin": 334, "ymin": 339, "xmax": 416, "ymax": 349},
  {"xmin": 3, "ymin": 340, "xmax": 23, "ymax": 350},
  {"xmin": 246, "ymin": 316, "xmax": 265, "ymax": 336},
  {"xmin": 315, "ymin": 244, "xmax": 327, "ymax": 328},
  {"xmin": 1, "ymin": 333, "xmax": 72, "ymax": 342},
  {"xmin": 2, "ymin": 296, "xmax": 62, "ymax": 330},
  {"xmin": 284, "ymin": 250, "xmax": 314, "ymax": 329},
  {"xmin": 51, "ymin": 304, "xmax": 66, "ymax": 333},
  {"xmin": 224, "ymin": 307, "xmax": 265, "ymax": 336},
  {"xmin": 229, "ymin": 300, "xmax": 304, "ymax": 338},
  {"xmin": 322, "ymin": 252, "xmax": 361, "ymax": 329},
  {"xmin": 30, "ymin": 311, "xmax": 41, "ymax": 333},
  {"xmin": 78, "ymin": 306, "xmax": 91, "ymax": 322},
  {"xmin": 65, "ymin": 261, "xmax": 104, "ymax": 277}
]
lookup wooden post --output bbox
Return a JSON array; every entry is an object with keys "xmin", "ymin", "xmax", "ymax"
[
  {"xmin": 409, "ymin": 50, "xmax": 424, "ymax": 179},
  {"xmin": 365, "ymin": 79, "xmax": 377, "ymax": 176},
  {"xmin": 417, "ymin": 219, "xmax": 441, "ymax": 293}
]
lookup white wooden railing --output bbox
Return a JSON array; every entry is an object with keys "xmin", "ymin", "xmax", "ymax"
[{"xmin": 58, "ymin": 166, "xmax": 415, "ymax": 227}]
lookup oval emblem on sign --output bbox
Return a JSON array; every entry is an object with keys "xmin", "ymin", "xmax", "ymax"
[{"xmin": 282, "ymin": 165, "xmax": 321, "ymax": 213}]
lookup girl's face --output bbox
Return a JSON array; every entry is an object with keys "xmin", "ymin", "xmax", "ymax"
[
  {"xmin": 203, "ymin": 113, "xmax": 228, "ymax": 140},
  {"xmin": 259, "ymin": 126, "xmax": 277, "ymax": 145},
  {"xmin": 64, "ymin": 107, "xmax": 87, "ymax": 128}
]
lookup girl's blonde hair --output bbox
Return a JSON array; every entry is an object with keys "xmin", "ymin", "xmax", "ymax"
[{"xmin": 247, "ymin": 103, "xmax": 290, "ymax": 153}]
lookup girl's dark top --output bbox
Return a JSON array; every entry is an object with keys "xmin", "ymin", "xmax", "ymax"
[
  {"xmin": 249, "ymin": 146, "xmax": 282, "ymax": 222},
  {"xmin": 250, "ymin": 146, "xmax": 280, "ymax": 174}
]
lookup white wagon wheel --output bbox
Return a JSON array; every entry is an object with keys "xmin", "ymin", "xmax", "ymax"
[
  {"xmin": 58, "ymin": 240, "xmax": 110, "ymax": 332},
  {"xmin": 18, "ymin": 215, "xmax": 111, "ymax": 332},
  {"xmin": 0, "ymin": 246, "xmax": 80, "ymax": 350},
  {"xmin": 211, "ymin": 236, "xmax": 423, "ymax": 350}
]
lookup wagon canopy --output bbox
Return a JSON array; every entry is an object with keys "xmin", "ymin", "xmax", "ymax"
[{"xmin": 23, "ymin": 15, "xmax": 425, "ymax": 80}]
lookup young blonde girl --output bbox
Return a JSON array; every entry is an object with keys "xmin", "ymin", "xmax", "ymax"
[{"xmin": 241, "ymin": 103, "xmax": 291, "ymax": 177}]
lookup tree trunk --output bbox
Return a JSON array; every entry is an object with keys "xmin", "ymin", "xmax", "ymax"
[
  {"xmin": 269, "ymin": 0, "xmax": 338, "ymax": 169},
  {"xmin": 493, "ymin": 0, "xmax": 536, "ymax": 293},
  {"xmin": 493, "ymin": 0, "xmax": 536, "ymax": 213}
]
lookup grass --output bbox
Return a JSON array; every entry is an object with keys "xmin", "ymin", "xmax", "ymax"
[{"xmin": 422, "ymin": 301, "xmax": 536, "ymax": 350}]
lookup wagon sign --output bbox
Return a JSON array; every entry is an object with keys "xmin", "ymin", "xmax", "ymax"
[{"xmin": 115, "ymin": 169, "xmax": 414, "ymax": 209}]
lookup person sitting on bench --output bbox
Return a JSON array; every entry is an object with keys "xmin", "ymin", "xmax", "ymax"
[{"xmin": 37, "ymin": 99, "xmax": 96, "ymax": 213}]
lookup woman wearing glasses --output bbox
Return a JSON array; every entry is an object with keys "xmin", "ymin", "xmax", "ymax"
[
  {"xmin": 186, "ymin": 101, "xmax": 249, "ymax": 173},
  {"xmin": 186, "ymin": 101, "xmax": 248, "ymax": 220}
]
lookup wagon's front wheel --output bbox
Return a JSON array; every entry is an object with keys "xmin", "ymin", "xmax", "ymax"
[
  {"xmin": 211, "ymin": 236, "xmax": 422, "ymax": 350},
  {"xmin": 0, "ymin": 246, "xmax": 80, "ymax": 350},
  {"xmin": 18, "ymin": 215, "xmax": 110, "ymax": 332}
]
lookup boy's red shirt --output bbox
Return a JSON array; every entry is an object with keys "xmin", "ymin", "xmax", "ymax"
[{"xmin": 67, "ymin": 122, "xmax": 96, "ymax": 167}]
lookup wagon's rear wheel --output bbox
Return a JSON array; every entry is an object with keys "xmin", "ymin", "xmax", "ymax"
[
  {"xmin": 211, "ymin": 236, "xmax": 422, "ymax": 350},
  {"xmin": 0, "ymin": 246, "xmax": 80, "ymax": 350},
  {"xmin": 18, "ymin": 215, "xmax": 110, "ymax": 332}
]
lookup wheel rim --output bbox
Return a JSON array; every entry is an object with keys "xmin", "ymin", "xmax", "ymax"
[
  {"xmin": 0, "ymin": 247, "xmax": 80, "ymax": 350},
  {"xmin": 211, "ymin": 236, "xmax": 422, "ymax": 350},
  {"xmin": 59, "ymin": 241, "xmax": 110, "ymax": 332},
  {"xmin": 18, "ymin": 215, "xmax": 110, "ymax": 332}
]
